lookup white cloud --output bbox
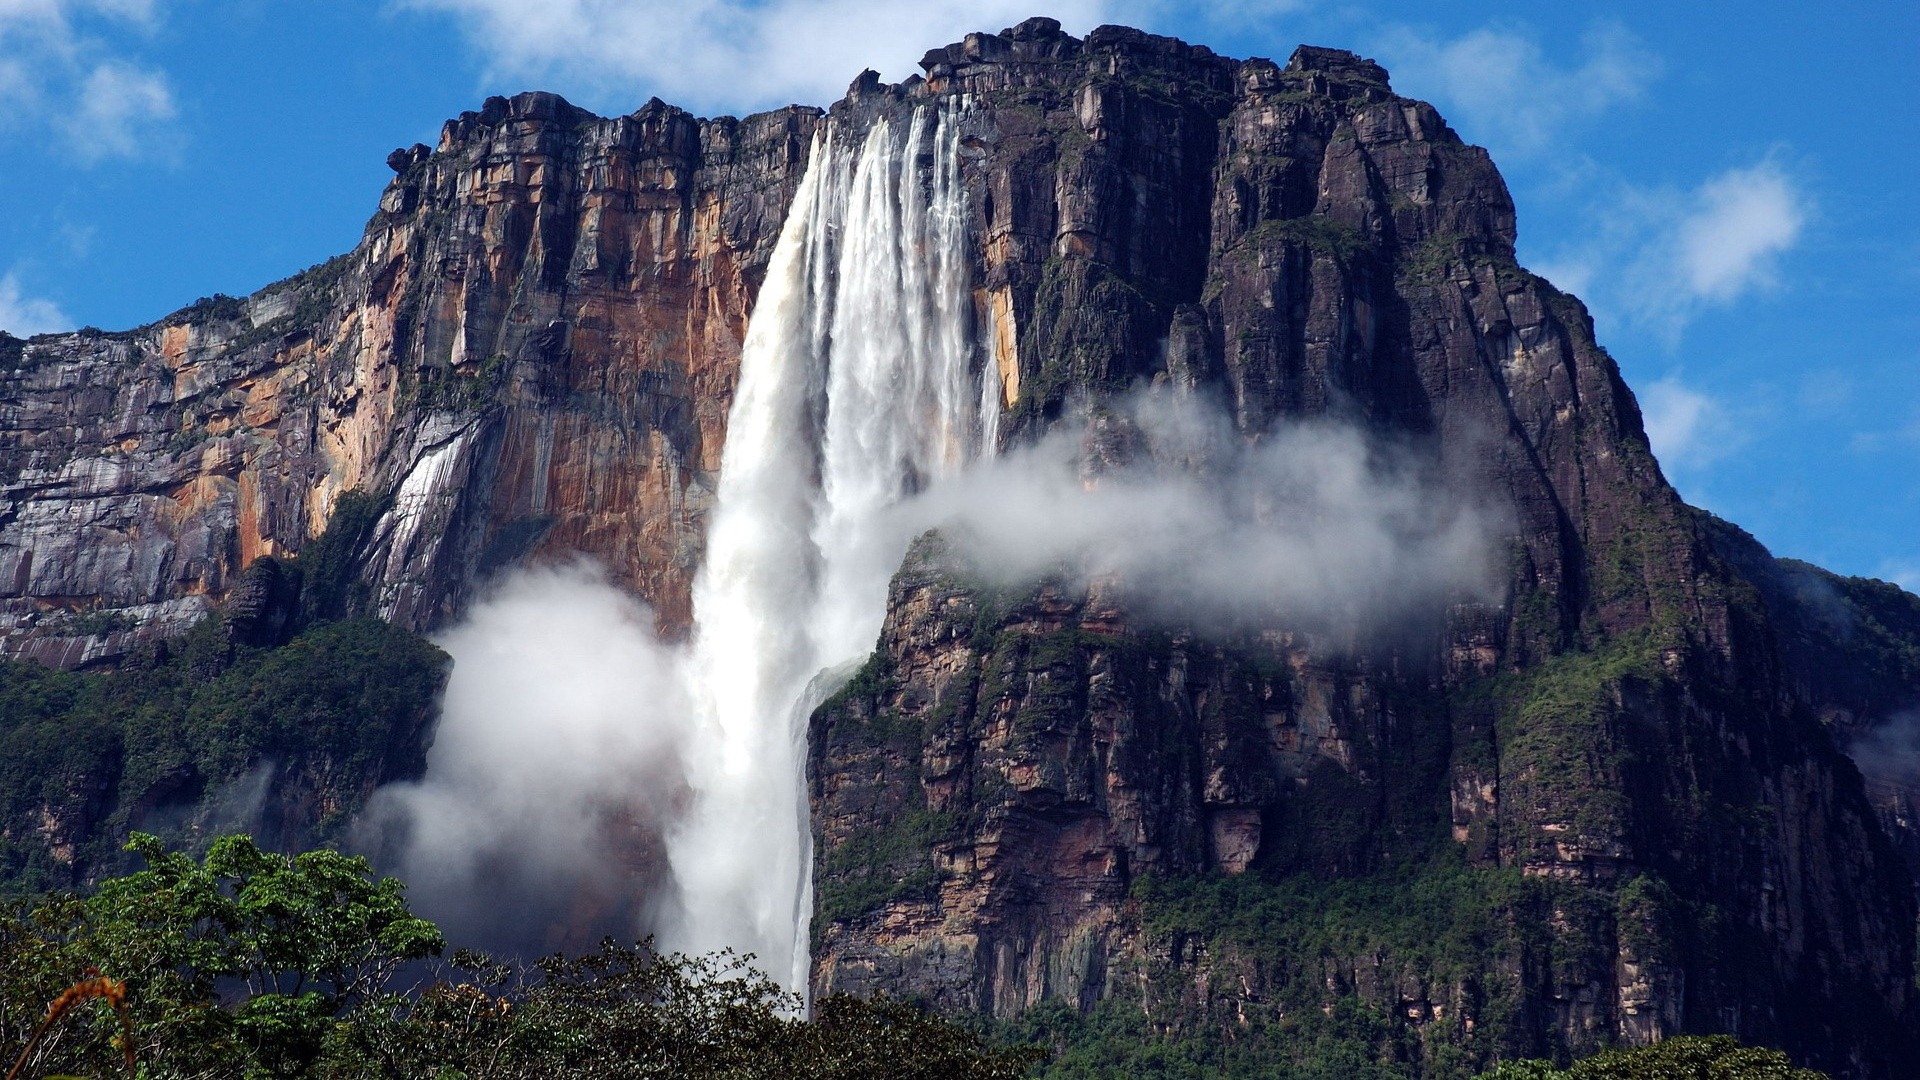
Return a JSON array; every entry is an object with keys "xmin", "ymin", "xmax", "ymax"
[
  {"xmin": 1535, "ymin": 158, "xmax": 1809, "ymax": 340},
  {"xmin": 365, "ymin": 561, "xmax": 694, "ymax": 954},
  {"xmin": 1672, "ymin": 161, "xmax": 1804, "ymax": 302},
  {"xmin": 906, "ymin": 390, "xmax": 1506, "ymax": 632},
  {"xmin": 406, "ymin": 0, "xmax": 1125, "ymax": 114},
  {"xmin": 0, "ymin": 271, "xmax": 70, "ymax": 335},
  {"xmin": 0, "ymin": 0, "xmax": 174, "ymax": 162},
  {"xmin": 1638, "ymin": 374, "xmax": 1741, "ymax": 475},
  {"xmin": 1375, "ymin": 21, "xmax": 1658, "ymax": 159},
  {"xmin": 64, "ymin": 56, "xmax": 174, "ymax": 160},
  {"xmin": 1623, "ymin": 159, "xmax": 1808, "ymax": 336},
  {"xmin": 1883, "ymin": 564, "xmax": 1920, "ymax": 594}
]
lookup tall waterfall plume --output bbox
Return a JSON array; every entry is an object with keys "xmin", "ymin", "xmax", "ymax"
[{"xmin": 668, "ymin": 100, "xmax": 997, "ymax": 993}]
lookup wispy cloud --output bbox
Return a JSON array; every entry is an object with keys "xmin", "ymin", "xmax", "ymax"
[
  {"xmin": 1882, "ymin": 564, "xmax": 1920, "ymax": 594},
  {"xmin": 0, "ymin": 0, "xmax": 176, "ymax": 163},
  {"xmin": 1374, "ymin": 20, "xmax": 1659, "ymax": 160},
  {"xmin": 1637, "ymin": 373, "xmax": 1745, "ymax": 476},
  {"xmin": 1537, "ymin": 157, "xmax": 1810, "ymax": 340},
  {"xmin": 64, "ymin": 56, "xmax": 175, "ymax": 160},
  {"xmin": 1669, "ymin": 161, "xmax": 1805, "ymax": 304},
  {"xmin": 406, "ymin": 0, "xmax": 1123, "ymax": 115},
  {"xmin": 0, "ymin": 271, "xmax": 70, "ymax": 336}
]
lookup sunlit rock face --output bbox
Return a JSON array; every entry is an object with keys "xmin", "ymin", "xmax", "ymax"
[
  {"xmin": 1, "ymin": 14, "xmax": 1917, "ymax": 1078},
  {"xmin": 0, "ymin": 93, "xmax": 819, "ymax": 661}
]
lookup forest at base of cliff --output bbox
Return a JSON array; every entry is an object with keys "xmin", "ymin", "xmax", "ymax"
[
  {"xmin": 0, "ymin": 597, "xmax": 1842, "ymax": 1080},
  {"xmin": 0, "ymin": 831, "xmax": 1829, "ymax": 1080}
]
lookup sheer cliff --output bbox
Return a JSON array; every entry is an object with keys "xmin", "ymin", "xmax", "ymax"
[
  {"xmin": 0, "ymin": 94, "xmax": 818, "ymax": 663},
  {"xmin": 0, "ymin": 16, "xmax": 1915, "ymax": 1078}
]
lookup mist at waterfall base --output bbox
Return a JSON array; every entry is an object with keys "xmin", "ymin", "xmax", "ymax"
[
  {"xmin": 360, "ymin": 564, "xmax": 691, "ymax": 958},
  {"xmin": 363, "ymin": 392, "xmax": 1503, "ymax": 969}
]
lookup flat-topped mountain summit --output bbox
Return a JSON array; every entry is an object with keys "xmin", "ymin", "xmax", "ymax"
[{"xmin": 1, "ymin": 18, "xmax": 1915, "ymax": 1077}]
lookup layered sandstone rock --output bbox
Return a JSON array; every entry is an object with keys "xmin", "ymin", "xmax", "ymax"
[
  {"xmin": 1, "ymin": 94, "xmax": 819, "ymax": 662},
  {"xmin": 1, "ymin": 15, "xmax": 1916, "ymax": 1077}
]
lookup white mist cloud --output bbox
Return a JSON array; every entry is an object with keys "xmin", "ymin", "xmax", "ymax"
[
  {"xmin": 1638, "ymin": 374, "xmax": 1743, "ymax": 477},
  {"xmin": 64, "ymin": 56, "xmax": 174, "ymax": 160},
  {"xmin": 0, "ymin": 271, "xmax": 69, "ymax": 335},
  {"xmin": 1375, "ymin": 21, "xmax": 1658, "ymax": 160},
  {"xmin": 1671, "ymin": 161, "xmax": 1805, "ymax": 303},
  {"xmin": 1849, "ymin": 710, "xmax": 1920, "ymax": 788},
  {"xmin": 0, "ymin": 0, "xmax": 175, "ymax": 162},
  {"xmin": 909, "ymin": 392, "xmax": 1506, "ymax": 632},
  {"xmin": 406, "ymin": 0, "xmax": 1121, "ymax": 114},
  {"xmin": 363, "ymin": 562, "xmax": 693, "ymax": 957},
  {"xmin": 371, "ymin": 395, "xmax": 1503, "ymax": 962},
  {"xmin": 1539, "ymin": 158, "xmax": 1809, "ymax": 339}
]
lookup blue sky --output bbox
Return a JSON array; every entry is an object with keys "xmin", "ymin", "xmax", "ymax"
[{"xmin": 1, "ymin": 0, "xmax": 1914, "ymax": 589}]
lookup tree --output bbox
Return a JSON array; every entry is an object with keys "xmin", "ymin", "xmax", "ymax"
[
  {"xmin": 2, "ymin": 834, "xmax": 1041, "ymax": 1079},
  {"xmin": 2, "ymin": 833, "xmax": 442, "ymax": 1078}
]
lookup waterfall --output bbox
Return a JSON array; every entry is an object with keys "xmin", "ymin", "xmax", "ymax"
[{"xmin": 667, "ymin": 100, "xmax": 995, "ymax": 995}]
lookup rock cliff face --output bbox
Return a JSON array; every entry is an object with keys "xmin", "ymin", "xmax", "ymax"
[
  {"xmin": 1, "ymin": 16, "xmax": 1916, "ymax": 1078},
  {"xmin": 1, "ymin": 93, "xmax": 818, "ymax": 662},
  {"xmin": 798, "ymin": 20, "xmax": 1920, "ymax": 1077}
]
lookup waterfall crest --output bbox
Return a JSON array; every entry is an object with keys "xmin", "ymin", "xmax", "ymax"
[{"xmin": 667, "ymin": 100, "xmax": 996, "ymax": 994}]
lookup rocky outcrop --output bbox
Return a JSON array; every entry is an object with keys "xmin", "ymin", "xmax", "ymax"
[
  {"xmin": 1, "ymin": 94, "xmax": 819, "ymax": 663},
  {"xmin": 801, "ymin": 20, "xmax": 1919, "ymax": 1077},
  {"xmin": 1703, "ymin": 514, "xmax": 1920, "ymax": 884}
]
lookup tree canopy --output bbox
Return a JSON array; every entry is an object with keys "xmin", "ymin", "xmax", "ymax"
[{"xmin": 0, "ymin": 833, "xmax": 1039, "ymax": 1079}]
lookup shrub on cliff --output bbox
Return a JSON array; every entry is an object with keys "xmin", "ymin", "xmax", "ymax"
[{"xmin": 1478, "ymin": 1035, "xmax": 1830, "ymax": 1079}]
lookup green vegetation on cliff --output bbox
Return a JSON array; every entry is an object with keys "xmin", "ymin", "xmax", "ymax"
[
  {"xmin": 0, "ymin": 615, "xmax": 447, "ymax": 892},
  {"xmin": 1, "ymin": 834, "xmax": 1040, "ymax": 1080},
  {"xmin": 1477, "ymin": 1035, "xmax": 1829, "ymax": 1080},
  {"xmin": 0, "ymin": 490, "xmax": 446, "ymax": 893},
  {"xmin": 1006, "ymin": 858, "xmax": 1623, "ymax": 1079}
]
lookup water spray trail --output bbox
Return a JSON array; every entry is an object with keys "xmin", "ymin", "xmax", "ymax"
[{"xmin": 668, "ymin": 100, "xmax": 996, "ymax": 995}]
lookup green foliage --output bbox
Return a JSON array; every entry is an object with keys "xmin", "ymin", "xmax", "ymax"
[
  {"xmin": 0, "ymin": 487, "xmax": 440, "ymax": 891},
  {"xmin": 1396, "ymin": 234, "xmax": 1461, "ymax": 281},
  {"xmin": 1, "ymin": 833, "xmax": 443, "ymax": 1079},
  {"xmin": 47, "ymin": 610, "xmax": 139, "ymax": 638},
  {"xmin": 292, "ymin": 489, "xmax": 390, "ymax": 625},
  {"xmin": 811, "ymin": 647, "xmax": 965, "ymax": 929},
  {"xmin": 163, "ymin": 422, "xmax": 212, "ymax": 457},
  {"xmin": 405, "ymin": 353, "xmax": 511, "ymax": 413},
  {"xmin": 1011, "ymin": 858, "xmax": 1635, "ymax": 1078},
  {"xmin": 1475, "ymin": 1035, "xmax": 1831, "ymax": 1080},
  {"xmin": 1247, "ymin": 215, "xmax": 1370, "ymax": 263},
  {"xmin": 337, "ymin": 943, "xmax": 1039, "ymax": 1080},
  {"xmin": 0, "ymin": 835, "xmax": 1040, "ymax": 1079},
  {"xmin": 1014, "ymin": 255, "xmax": 1159, "ymax": 424},
  {"xmin": 1803, "ymin": 565, "xmax": 1920, "ymax": 688},
  {"xmin": 1011, "ymin": 990, "xmax": 1413, "ymax": 1080},
  {"xmin": 813, "ymin": 807, "xmax": 955, "ymax": 932},
  {"xmin": 0, "ymin": 331, "xmax": 25, "ymax": 370},
  {"xmin": 170, "ymin": 293, "xmax": 248, "ymax": 325},
  {"xmin": 284, "ymin": 254, "xmax": 355, "ymax": 335},
  {"xmin": 828, "ymin": 651, "xmax": 895, "ymax": 713},
  {"xmin": 1492, "ymin": 630, "xmax": 1668, "ymax": 842},
  {"xmin": 0, "ymin": 616, "xmax": 448, "ymax": 892}
]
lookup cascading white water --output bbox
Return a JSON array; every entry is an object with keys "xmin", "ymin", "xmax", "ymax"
[{"xmin": 666, "ymin": 99, "xmax": 995, "ymax": 994}]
